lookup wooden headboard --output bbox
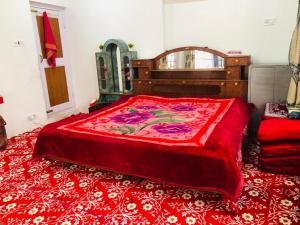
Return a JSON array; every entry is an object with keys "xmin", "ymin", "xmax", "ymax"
[{"xmin": 131, "ymin": 46, "xmax": 251, "ymax": 100}]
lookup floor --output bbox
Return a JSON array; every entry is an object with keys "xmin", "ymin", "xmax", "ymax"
[{"xmin": 0, "ymin": 129, "xmax": 299, "ymax": 225}]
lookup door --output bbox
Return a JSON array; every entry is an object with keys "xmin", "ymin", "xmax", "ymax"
[{"xmin": 31, "ymin": 6, "xmax": 74, "ymax": 116}]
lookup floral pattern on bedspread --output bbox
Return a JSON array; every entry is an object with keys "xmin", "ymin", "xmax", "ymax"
[{"xmin": 59, "ymin": 95, "xmax": 234, "ymax": 147}]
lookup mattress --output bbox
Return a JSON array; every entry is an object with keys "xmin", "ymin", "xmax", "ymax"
[{"xmin": 33, "ymin": 95, "xmax": 249, "ymax": 202}]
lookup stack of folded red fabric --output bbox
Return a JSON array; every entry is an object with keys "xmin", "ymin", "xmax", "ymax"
[{"xmin": 258, "ymin": 117, "xmax": 300, "ymax": 176}]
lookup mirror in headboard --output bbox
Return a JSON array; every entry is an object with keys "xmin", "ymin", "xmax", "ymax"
[
  {"xmin": 154, "ymin": 47, "xmax": 226, "ymax": 70},
  {"xmin": 131, "ymin": 46, "xmax": 251, "ymax": 99},
  {"xmin": 95, "ymin": 39, "xmax": 137, "ymax": 103}
]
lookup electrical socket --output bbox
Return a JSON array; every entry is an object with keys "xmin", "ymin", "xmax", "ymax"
[{"xmin": 27, "ymin": 114, "xmax": 37, "ymax": 121}]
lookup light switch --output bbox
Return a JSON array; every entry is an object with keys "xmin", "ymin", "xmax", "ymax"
[{"xmin": 263, "ymin": 18, "xmax": 277, "ymax": 26}]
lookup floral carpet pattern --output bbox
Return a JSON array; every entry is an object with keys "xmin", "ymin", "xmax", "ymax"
[{"xmin": 0, "ymin": 130, "xmax": 299, "ymax": 225}]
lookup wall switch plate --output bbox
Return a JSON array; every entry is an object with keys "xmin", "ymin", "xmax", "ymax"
[
  {"xmin": 13, "ymin": 40, "xmax": 25, "ymax": 47},
  {"xmin": 263, "ymin": 18, "xmax": 277, "ymax": 26}
]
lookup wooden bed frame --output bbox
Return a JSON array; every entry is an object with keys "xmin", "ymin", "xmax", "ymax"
[
  {"xmin": 35, "ymin": 46, "xmax": 252, "ymax": 209},
  {"xmin": 131, "ymin": 46, "xmax": 251, "ymax": 100}
]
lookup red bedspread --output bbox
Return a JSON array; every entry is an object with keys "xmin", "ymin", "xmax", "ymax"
[{"xmin": 33, "ymin": 95, "xmax": 249, "ymax": 202}]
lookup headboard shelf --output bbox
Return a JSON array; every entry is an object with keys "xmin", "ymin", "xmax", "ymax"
[
  {"xmin": 151, "ymin": 68, "xmax": 225, "ymax": 72},
  {"xmin": 100, "ymin": 92, "xmax": 132, "ymax": 95},
  {"xmin": 151, "ymin": 68, "xmax": 226, "ymax": 80},
  {"xmin": 131, "ymin": 46, "xmax": 251, "ymax": 100}
]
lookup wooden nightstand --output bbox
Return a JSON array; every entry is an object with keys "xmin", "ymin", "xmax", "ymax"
[
  {"xmin": 0, "ymin": 115, "xmax": 7, "ymax": 150},
  {"xmin": 88, "ymin": 102, "xmax": 112, "ymax": 113}
]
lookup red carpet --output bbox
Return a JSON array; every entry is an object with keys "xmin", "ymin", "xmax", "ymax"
[{"xmin": 0, "ymin": 130, "xmax": 299, "ymax": 225}]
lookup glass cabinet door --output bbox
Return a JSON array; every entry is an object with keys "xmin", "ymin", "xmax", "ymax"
[
  {"xmin": 123, "ymin": 56, "xmax": 131, "ymax": 91},
  {"xmin": 99, "ymin": 56, "xmax": 107, "ymax": 90},
  {"xmin": 96, "ymin": 39, "xmax": 137, "ymax": 100}
]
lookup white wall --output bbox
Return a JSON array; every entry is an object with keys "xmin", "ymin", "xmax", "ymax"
[
  {"xmin": 0, "ymin": 0, "xmax": 48, "ymax": 137},
  {"xmin": 164, "ymin": 0, "xmax": 299, "ymax": 64},
  {"xmin": 0, "ymin": 0, "xmax": 298, "ymax": 137},
  {"xmin": 0, "ymin": 0, "xmax": 164, "ymax": 137},
  {"xmin": 66, "ymin": 0, "xmax": 164, "ymax": 113}
]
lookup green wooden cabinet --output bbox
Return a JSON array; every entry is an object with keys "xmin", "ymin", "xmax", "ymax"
[{"xmin": 95, "ymin": 39, "xmax": 137, "ymax": 104}]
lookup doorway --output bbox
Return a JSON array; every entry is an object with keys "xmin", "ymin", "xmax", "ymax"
[{"xmin": 31, "ymin": 3, "xmax": 74, "ymax": 116}]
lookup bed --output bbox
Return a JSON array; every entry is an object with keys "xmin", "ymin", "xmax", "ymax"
[
  {"xmin": 33, "ymin": 46, "xmax": 250, "ymax": 206},
  {"xmin": 33, "ymin": 95, "xmax": 249, "ymax": 203}
]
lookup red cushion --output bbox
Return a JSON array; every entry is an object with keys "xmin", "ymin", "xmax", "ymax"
[
  {"xmin": 260, "ymin": 151, "xmax": 300, "ymax": 176},
  {"xmin": 263, "ymin": 103, "xmax": 287, "ymax": 120},
  {"xmin": 260, "ymin": 142, "xmax": 300, "ymax": 158},
  {"xmin": 260, "ymin": 142, "xmax": 300, "ymax": 176},
  {"xmin": 260, "ymin": 163, "xmax": 300, "ymax": 176},
  {"xmin": 260, "ymin": 155, "xmax": 300, "ymax": 166},
  {"xmin": 258, "ymin": 119, "xmax": 300, "ymax": 142}
]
